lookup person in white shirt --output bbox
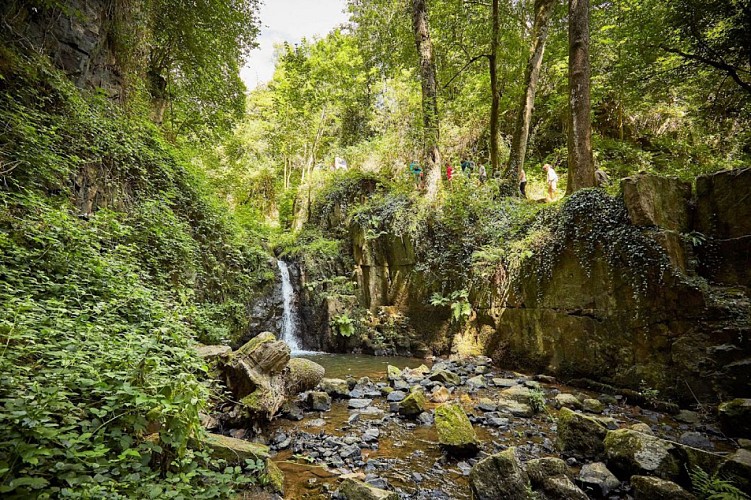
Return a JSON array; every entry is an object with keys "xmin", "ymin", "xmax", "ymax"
[
  {"xmin": 519, "ymin": 168, "xmax": 527, "ymax": 198},
  {"xmin": 543, "ymin": 163, "xmax": 558, "ymax": 201}
]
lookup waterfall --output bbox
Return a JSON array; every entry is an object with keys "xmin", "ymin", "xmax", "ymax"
[{"xmin": 277, "ymin": 260, "xmax": 304, "ymax": 353}]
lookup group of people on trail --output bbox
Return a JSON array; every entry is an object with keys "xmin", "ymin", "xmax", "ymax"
[{"xmin": 444, "ymin": 159, "xmax": 487, "ymax": 185}]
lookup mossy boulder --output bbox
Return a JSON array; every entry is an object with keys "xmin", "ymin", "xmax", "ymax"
[
  {"xmin": 500, "ymin": 385, "xmax": 536, "ymax": 404},
  {"xmin": 387, "ymin": 365, "xmax": 402, "ymax": 381},
  {"xmin": 199, "ymin": 433, "xmax": 270, "ymax": 464},
  {"xmin": 718, "ymin": 448, "xmax": 751, "ymax": 495},
  {"xmin": 306, "ymin": 391, "xmax": 332, "ymax": 411},
  {"xmin": 630, "ymin": 475, "xmax": 695, "ymax": 500},
  {"xmin": 556, "ymin": 407, "xmax": 608, "ymax": 459},
  {"xmin": 398, "ymin": 390, "xmax": 426, "ymax": 418},
  {"xmin": 541, "ymin": 475, "xmax": 588, "ymax": 500},
  {"xmin": 235, "ymin": 332, "xmax": 290, "ymax": 375},
  {"xmin": 526, "ymin": 457, "xmax": 570, "ymax": 487},
  {"xmin": 265, "ymin": 460, "xmax": 285, "ymax": 495},
  {"xmin": 435, "ymin": 402, "xmax": 478, "ymax": 455},
  {"xmin": 429, "ymin": 369, "xmax": 461, "ymax": 386},
  {"xmin": 285, "ymin": 357, "xmax": 325, "ymax": 394},
  {"xmin": 334, "ymin": 477, "xmax": 398, "ymax": 500},
  {"xmin": 718, "ymin": 399, "xmax": 751, "ymax": 439},
  {"xmin": 577, "ymin": 462, "xmax": 620, "ymax": 497},
  {"xmin": 603, "ymin": 428, "xmax": 683, "ymax": 481},
  {"xmin": 319, "ymin": 377, "xmax": 350, "ymax": 398},
  {"xmin": 554, "ymin": 393, "xmax": 582, "ymax": 410},
  {"xmin": 469, "ymin": 447, "xmax": 530, "ymax": 500}
]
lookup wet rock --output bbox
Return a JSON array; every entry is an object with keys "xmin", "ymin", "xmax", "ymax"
[
  {"xmin": 555, "ymin": 393, "xmax": 583, "ymax": 410},
  {"xmin": 718, "ymin": 448, "xmax": 751, "ymax": 495},
  {"xmin": 431, "ymin": 386, "xmax": 451, "ymax": 403},
  {"xmin": 412, "ymin": 472, "xmax": 423, "ymax": 483},
  {"xmin": 492, "ymin": 378, "xmax": 519, "ymax": 388},
  {"xmin": 398, "ymin": 391, "xmax": 427, "ymax": 418},
  {"xmin": 467, "ymin": 375, "xmax": 486, "ymax": 389},
  {"xmin": 386, "ymin": 390, "xmax": 406, "ymax": 402},
  {"xmin": 435, "ymin": 402, "xmax": 478, "ymax": 455},
  {"xmin": 631, "ymin": 475, "xmax": 696, "ymax": 499},
  {"xmin": 535, "ymin": 374, "xmax": 557, "ymax": 384},
  {"xmin": 349, "ymin": 399, "xmax": 373, "ymax": 409},
  {"xmin": 501, "ymin": 385, "xmax": 536, "ymax": 404},
  {"xmin": 526, "ymin": 457, "xmax": 570, "ymax": 487},
  {"xmin": 719, "ymin": 399, "xmax": 751, "ymax": 438},
  {"xmin": 359, "ymin": 406, "xmax": 384, "ymax": 416},
  {"xmin": 364, "ymin": 474, "xmax": 389, "ymax": 490},
  {"xmin": 582, "ymin": 398, "xmax": 604, "ymax": 414},
  {"xmin": 285, "ymin": 358, "xmax": 325, "ymax": 394},
  {"xmin": 630, "ymin": 423, "xmax": 653, "ymax": 435},
  {"xmin": 542, "ymin": 475, "xmax": 588, "ymax": 500},
  {"xmin": 603, "ymin": 428, "xmax": 683, "ymax": 480},
  {"xmin": 556, "ymin": 408, "xmax": 608, "ymax": 459},
  {"xmin": 362, "ymin": 428, "xmax": 380, "ymax": 442},
  {"xmin": 339, "ymin": 444, "xmax": 362, "ymax": 460},
  {"xmin": 307, "ymin": 391, "xmax": 332, "ymax": 411},
  {"xmin": 348, "ymin": 413, "xmax": 360, "ymax": 425},
  {"xmin": 497, "ymin": 398, "xmax": 533, "ymax": 418},
  {"xmin": 469, "ymin": 447, "xmax": 530, "ymax": 500},
  {"xmin": 333, "ymin": 477, "xmax": 398, "ymax": 500},
  {"xmin": 392, "ymin": 379, "xmax": 410, "ymax": 391},
  {"xmin": 577, "ymin": 462, "xmax": 620, "ymax": 497},
  {"xmin": 320, "ymin": 378, "xmax": 351, "ymax": 398},
  {"xmin": 679, "ymin": 431, "xmax": 713, "ymax": 450},
  {"xmin": 487, "ymin": 416, "xmax": 510, "ymax": 427},
  {"xmin": 387, "ymin": 365, "xmax": 402, "ymax": 381},
  {"xmin": 429, "ymin": 369, "xmax": 461, "ymax": 386},
  {"xmin": 307, "ymin": 418, "xmax": 326, "ymax": 428},
  {"xmin": 417, "ymin": 411, "xmax": 434, "ymax": 426},
  {"xmin": 476, "ymin": 398, "xmax": 497, "ymax": 412},
  {"xmin": 675, "ymin": 410, "xmax": 700, "ymax": 424},
  {"xmin": 199, "ymin": 433, "xmax": 269, "ymax": 465}
]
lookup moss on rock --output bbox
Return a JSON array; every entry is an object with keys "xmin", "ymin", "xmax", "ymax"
[{"xmin": 435, "ymin": 402, "xmax": 478, "ymax": 455}]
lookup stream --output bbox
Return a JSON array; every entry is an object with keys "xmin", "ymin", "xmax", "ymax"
[{"xmin": 266, "ymin": 353, "xmax": 733, "ymax": 499}]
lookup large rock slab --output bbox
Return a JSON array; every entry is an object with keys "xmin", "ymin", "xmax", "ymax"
[
  {"xmin": 621, "ymin": 173, "xmax": 691, "ymax": 231},
  {"xmin": 556, "ymin": 408, "xmax": 608, "ymax": 459},
  {"xmin": 718, "ymin": 448, "xmax": 751, "ymax": 495},
  {"xmin": 577, "ymin": 462, "xmax": 620, "ymax": 497},
  {"xmin": 285, "ymin": 357, "xmax": 325, "ymax": 394},
  {"xmin": 235, "ymin": 332, "xmax": 290, "ymax": 375},
  {"xmin": 429, "ymin": 369, "xmax": 461, "ymax": 386},
  {"xmin": 199, "ymin": 433, "xmax": 270, "ymax": 464},
  {"xmin": 435, "ymin": 402, "xmax": 478, "ymax": 455},
  {"xmin": 719, "ymin": 399, "xmax": 751, "ymax": 439},
  {"xmin": 603, "ymin": 428, "xmax": 683, "ymax": 481},
  {"xmin": 334, "ymin": 477, "xmax": 398, "ymax": 500},
  {"xmin": 631, "ymin": 475, "xmax": 695, "ymax": 500},
  {"xmin": 469, "ymin": 448, "xmax": 530, "ymax": 500}
]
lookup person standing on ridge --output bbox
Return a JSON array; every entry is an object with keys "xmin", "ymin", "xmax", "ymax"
[
  {"xmin": 478, "ymin": 164, "xmax": 487, "ymax": 184},
  {"xmin": 543, "ymin": 163, "xmax": 558, "ymax": 201}
]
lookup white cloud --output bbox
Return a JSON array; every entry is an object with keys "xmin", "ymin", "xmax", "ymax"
[{"xmin": 241, "ymin": 0, "xmax": 349, "ymax": 89}]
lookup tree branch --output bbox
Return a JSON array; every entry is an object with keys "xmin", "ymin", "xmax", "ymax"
[
  {"xmin": 442, "ymin": 54, "xmax": 490, "ymax": 90},
  {"xmin": 660, "ymin": 45, "xmax": 751, "ymax": 94}
]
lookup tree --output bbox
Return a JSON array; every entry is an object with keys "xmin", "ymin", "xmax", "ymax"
[
  {"xmin": 505, "ymin": 0, "xmax": 557, "ymax": 186},
  {"xmin": 566, "ymin": 0, "xmax": 595, "ymax": 194},
  {"xmin": 412, "ymin": 0, "xmax": 442, "ymax": 199}
]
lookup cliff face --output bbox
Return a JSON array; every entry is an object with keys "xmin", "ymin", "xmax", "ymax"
[
  {"xmin": 1, "ymin": 0, "xmax": 124, "ymax": 94},
  {"xmin": 339, "ymin": 170, "xmax": 751, "ymax": 403}
]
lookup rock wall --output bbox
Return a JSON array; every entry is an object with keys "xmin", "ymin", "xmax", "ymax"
[{"xmin": 1, "ymin": 0, "xmax": 124, "ymax": 95}]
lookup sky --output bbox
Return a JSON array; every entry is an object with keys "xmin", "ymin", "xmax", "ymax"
[{"xmin": 241, "ymin": 0, "xmax": 350, "ymax": 89}]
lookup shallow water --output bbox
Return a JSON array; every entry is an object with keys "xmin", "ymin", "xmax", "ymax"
[{"xmin": 269, "ymin": 354, "xmax": 734, "ymax": 499}]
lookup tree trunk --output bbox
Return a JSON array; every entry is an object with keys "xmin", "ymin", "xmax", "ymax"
[
  {"xmin": 566, "ymin": 0, "xmax": 595, "ymax": 194},
  {"xmin": 412, "ymin": 0, "xmax": 441, "ymax": 199},
  {"xmin": 489, "ymin": 0, "xmax": 501, "ymax": 174},
  {"xmin": 505, "ymin": 0, "xmax": 556, "ymax": 185}
]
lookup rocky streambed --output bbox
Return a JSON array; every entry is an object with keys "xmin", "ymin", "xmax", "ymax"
[{"xmin": 251, "ymin": 354, "xmax": 749, "ymax": 499}]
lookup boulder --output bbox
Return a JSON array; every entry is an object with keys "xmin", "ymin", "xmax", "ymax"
[
  {"xmin": 349, "ymin": 399, "xmax": 373, "ymax": 409},
  {"xmin": 319, "ymin": 378, "xmax": 351, "ymax": 398},
  {"xmin": 631, "ymin": 475, "xmax": 696, "ymax": 500},
  {"xmin": 630, "ymin": 423, "xmax": 653, "ymax": 435},
  {"xmin": 387, "ymin": 365, "xmax": 402, "ymax": 382},
  {"xmin": 500, "ymin": 385, "xmax": 536, "ymax": 404},
  {"xmin": 555, "ymin": 393, "xmax": 583, "ymax": 410},
  {"xmin": 497, "ymin": 399, "xmax": 533, "ymax": 418},
  {"xmin": 386, "ymin": 390, "xmax": 407, "ymax": 402},
  {"xmin": 492, "ymin": 378, "xmax": 519, "ymax": 388},
  {"xmin": 556, "ymin": 408, "xmax": 608, "ymax": 459},
  {"xmin": 577, "ymin": 462, "xmax": 620, "ymax": 497},
  {"xmin": 541, "ymin": 475, "xmax": 588, "ymax": 500},
  {"xmin": 334, "ymin": 477, "xmax": 398, "ymax": 500},
  {"xmin": 718, "ymin": 448, "xmax": 751, "ymax": 495},
  {"xmin": 435, "ymin": 402, "xmax": 478, "ymax": 455},
  {"xmin": 526, "ymin": 457, "xmax": 570, "ymax": 487},
  {"xmin": 469, "ymin": 448, "xmax": 530, "ymax": 500},
  {"xmin": 582, "ymin": 398, "xmax": 604, "ymax": 414},
  {"xmin": 429, "ymin": 369, "xmax": 461, "ymax": 386},
  {"xmin": 718, "ymin": 399, "xmax": 751, "ymax": 439},
  {"xmin": 467, "ymin": 375, "xmax": 486, "ymax": 389},
  {"xmin": 265, "ymin": 460, "xmax": 285, "ymax": 495},
  {"xmin": 285, "ymin": 358, "xmax": 325, "ymax": 394},
  {"xmin": 398, "ymin": 391, "xmax": 426, "ymax": 418},
  {"xmin": 603, "ymin": 428, "xmax": 683, "ymax": 481},
  {"xmin": 621, "ymin": 173, "xmax": 691, "ymax": 231},
  {"xmin": 306, "ymin": 391, "xmax": 332, "ymax": 411},
  {"xmin": 431, "ymin": 386, "xmax": 451, "ymax": 403},
  {"xmin": 195, "ymin": 344, "xmax": 231, "ymax": 362},
  {"xmin": 199, "ymin": 433, "xmax": 270, "ymax": 464}
]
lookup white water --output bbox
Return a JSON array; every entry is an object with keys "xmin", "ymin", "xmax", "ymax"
[{"xmin": 277, "ymin": 260, "xmax": 309, "ymax": 354}]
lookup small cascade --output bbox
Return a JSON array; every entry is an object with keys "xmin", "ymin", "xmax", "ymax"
[{"xmin": 277, "ymin": 260, "xmax": 306, "ymax": 354}]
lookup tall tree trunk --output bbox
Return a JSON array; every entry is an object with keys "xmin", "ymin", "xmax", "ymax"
[
  {"xmin": 412, "ymin": 0, "xmax": 441, "ymax": 200},
  {"xmin": 489, "ymin": 0, "xmax": 501, "ymax": 174},
  {"xmin": 567, "ymin": 0, "xmax": 595, "ymax": 194},
  {"xmin": 505, "ymin": 0, "xmax": 556, "ymax": 184}
]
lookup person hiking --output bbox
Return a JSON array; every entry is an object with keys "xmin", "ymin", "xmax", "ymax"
[
  {"xmin": 478, "ymin": 164, "xmax": 487, "ymax": 184},
  {"xmin": 543, "ymin": 163, "xmax": 558, "ymax": 201},
  {"xmin": 409, "ymin": 161, "xmax": 423, "ymax": 189},
  {"xmin": 446, "ymin": 162, "xmax": 453, "ymax": 183},
  {"xmin": 519, "ymin": 168, "xmax": 527, "ymax": 198}
]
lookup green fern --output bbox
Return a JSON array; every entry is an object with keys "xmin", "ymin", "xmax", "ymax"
[{"xmin": 690, "ymin": 466, "xmax": 749, "ymax": 500}]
